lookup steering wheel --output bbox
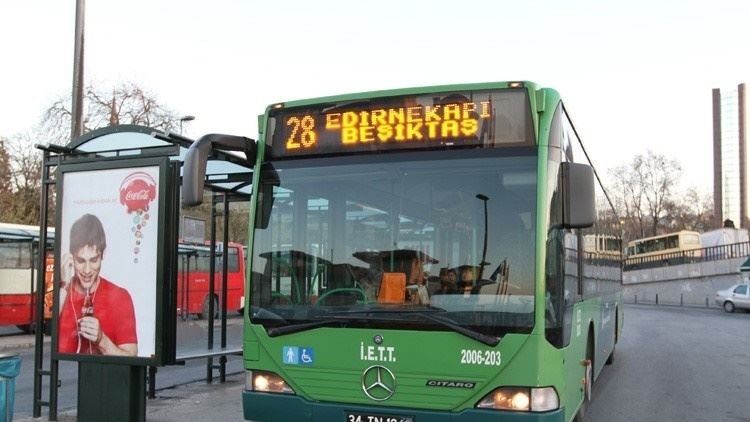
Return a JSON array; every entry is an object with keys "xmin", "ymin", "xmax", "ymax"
[{"xmin": 315, "ymin": 288, "xmax": 367, "ymax": 306}]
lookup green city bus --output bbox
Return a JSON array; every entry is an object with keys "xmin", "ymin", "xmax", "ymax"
[{"xmin": 184, "ymin": 81, "xmax": 623, "ymax": 421}]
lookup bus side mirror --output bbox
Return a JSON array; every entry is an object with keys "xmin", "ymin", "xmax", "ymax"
[
  {"xmin": 562, "ymin": 162, "xmax": 595, "ymax": 229},
  {"xmin": 183, "ymin": 134, "xmax": 257, "ymax": 206},
  {"xmin": 255, "ymin": 166, "xmax": 279, "ymax": 230}
]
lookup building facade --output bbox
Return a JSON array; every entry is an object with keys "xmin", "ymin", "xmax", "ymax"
[{"xmin": 713, "ymin": 83, "xmax": 747, "ymax": 228}]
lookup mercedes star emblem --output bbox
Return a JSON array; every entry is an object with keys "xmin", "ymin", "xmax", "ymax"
[{"xmin": 361, "ymin": 365, "xmax": 396, "ymax": 401}]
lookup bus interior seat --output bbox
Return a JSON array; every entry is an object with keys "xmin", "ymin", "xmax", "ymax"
[
  {"xmin": 426, "ymin": 275, "xmax": 441, "ymax": 295},
  {"xmin": 377, "ymin": 272, "xmax": 406, "ymax": 304},
  {"xmin": 475, "ymin": 280, "xmax": 530, "ymax": 297},
  {"xmin": 329, "ymin": 263, "xmax": 356, "ymax": 289},
  {"xmin": 474, "ymin": 281, "xmax": 500, "ymax": 295}
]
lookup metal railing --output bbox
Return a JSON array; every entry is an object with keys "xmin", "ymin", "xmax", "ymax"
[{"xmin": 624, "ymin": 241, "xmax": 750, "ymax": 271}]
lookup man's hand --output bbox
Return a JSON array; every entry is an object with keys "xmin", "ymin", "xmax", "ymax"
[{"xmin": 78, "ymin": 316, "xmax": 103, "ymax": 345}]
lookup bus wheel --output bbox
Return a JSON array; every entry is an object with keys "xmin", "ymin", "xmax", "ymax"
[
  {"xmin": 199, "ymin": 295, "xmax": 219, "ymax": 319},
  {"xmin": 606, "ymin": 345, "xmax": 616, "ymax": 365},
  {"xmin": 575, "ymin": 338, "xmax": 594, "ymax": 422},
  {"xmin": 16, "ymin": 324, "xmax": 32, "ymax": 334},
  {"xmin": 606, "ymin": 313, "xmax": 617, "ymax": 365},
  {"xmin": 723, "ymin": 301, "xmax": 736, "ymax": 313}
]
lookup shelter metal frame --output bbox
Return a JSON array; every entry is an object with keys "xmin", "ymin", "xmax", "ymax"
[{"xmin": 32, "ymin": 125, "xmax": 253, "ymax": 419}]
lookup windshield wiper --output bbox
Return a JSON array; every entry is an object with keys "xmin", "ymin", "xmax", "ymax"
[
  {"xmin": 265, "ymin": 319, "xmax": 343, "ymax": 337},
  {"xmin": 328, "ymin": 305, "xmax": 447, "ymax": 314},
  {"xmin": 264, "ymin": 307, "xmax": 501, "ymax": 346},
  {"xmin": 325, "ymin": 307, "xmax": 500, "ymax": 347},
  {"xmin": 417, "ymin": 312, "xmax": 500, "ymax": 347},
  {"xmin": 251, "ymin": 306, "xmax": 288, "ymax": 323}
]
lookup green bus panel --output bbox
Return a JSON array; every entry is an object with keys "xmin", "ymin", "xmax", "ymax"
[
  {"xmin": 243, "ymin": 391, "xmax": 566, "ymax": 421},
  {"xmin": 241, "ymin": 81, "xmax": 623, "ymax": 422}
]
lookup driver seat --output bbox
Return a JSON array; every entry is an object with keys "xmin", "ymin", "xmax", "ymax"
[{"xmin": 377, "ymin": 272, "xmax": 406, "ymax": 304}]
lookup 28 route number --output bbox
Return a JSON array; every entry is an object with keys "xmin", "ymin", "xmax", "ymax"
[
  {"xmin": 286, "ymin": 115, "xmax": 317, "ymax": 150},
  {"xmin": 460, "ymin": 349, "xmax": 502, "ymax": 366}
]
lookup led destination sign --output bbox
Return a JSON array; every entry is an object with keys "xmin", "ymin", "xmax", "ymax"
[
  {"xmin": 268, "ymin": 89, "xmax": 533, "ymax": 157},
  {"xmin": 325, "ymin": 102, "xmax": 491, "ymax": 144}
]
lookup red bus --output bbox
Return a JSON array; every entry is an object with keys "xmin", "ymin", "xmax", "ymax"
[
  {"xmin": 0, "ymin": 223, "xmax": 55, "ymax": 333},
  {"xmin": 176, "ymin": 242, "xmax": 246, "ymax": 319},
  {"xmin": 1, "ymin": 223, "xmax": 246, "ymax": 330}
]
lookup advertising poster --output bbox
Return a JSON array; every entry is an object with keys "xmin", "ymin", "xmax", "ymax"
[{"xmin": 56, "ymin": 166, "xmax": 160, "ymax": 359}]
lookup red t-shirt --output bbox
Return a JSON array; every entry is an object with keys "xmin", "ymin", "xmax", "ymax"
[{"xmin": 58, "ymin": 277, "xmax": 137, "ymax": 355}]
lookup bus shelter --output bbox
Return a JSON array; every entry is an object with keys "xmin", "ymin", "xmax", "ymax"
[{"xmin": 32, "ymin": 125, "xmax": 254, "ymax": 421}]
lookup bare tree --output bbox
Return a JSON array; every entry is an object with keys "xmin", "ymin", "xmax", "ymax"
[
  {"xmin": 0, "ymin": 133, "xmax": 43, "ymax": 224},
  {"xmin": 608, "ymin": 151, "xmax": 682, "ymax": 239},
  {"xmin": 609, "ymin": 158, "xmax": 647, "ymax": 240},
  {"xmin": 664, "ymin": 188, "xmax": 714, "ymax": 232},
  {"xmin": 42, "ymin": 82, "xmax": 181, "ymax": 145},
  {"xmin": 0, "ymin": 138, "xmax": 12, "ymax": 217},
  {"xmin": 641, "ymin": 151, "xmax": 681, "ymax": 236},
  {"xmin": 0, "ymin": 82, "xmax": 183, "ymax": 225}
]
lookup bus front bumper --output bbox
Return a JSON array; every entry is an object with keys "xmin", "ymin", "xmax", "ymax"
[{"xmin": 243, "ymin": 391, "xmax": 566, "ymax": 422}]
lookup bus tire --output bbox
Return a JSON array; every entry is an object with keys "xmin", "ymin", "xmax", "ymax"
[
  {"xmin": 606, "ymin": 346, "xmax": 615, "ymax": 365},
  {"xmin": 16, "ymin": 324, "xmax": 32, "ymax": 334},
  {"xmin": 606, "ymin": 311, "xmax": 617, "ymax": 365},
  {"xmin": 575, "ymin": 333, "xmax": 594, "ymax": 422}
]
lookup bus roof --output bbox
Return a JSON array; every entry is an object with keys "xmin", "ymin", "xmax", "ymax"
[
  {"xmin": 627, "ymin": 230, "xmax": 700, "ymax": 245},
  {"xmin": 177, "ymin": 241, "xmax": 244, "ymax": 255},
  {"xmin": 0, "ymin": 223, "xmax": 55, "ymax": 242},
  {"xmin": 265, "ymin": 81, "xmax": 547, "ymax": 111}
]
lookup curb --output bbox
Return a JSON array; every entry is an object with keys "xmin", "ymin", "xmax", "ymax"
[
  {"xmin": 0, "ymin": 334, "xmax": 50, "ymax": 351},
  {"xmin": 14, "ymin": 373, "xmax": 246, "ymax": 422}
]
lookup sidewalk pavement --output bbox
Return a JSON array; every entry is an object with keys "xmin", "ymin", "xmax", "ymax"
[{"xmin": 15, "ymin": 373, "xmax": 246, "ymax": 422}]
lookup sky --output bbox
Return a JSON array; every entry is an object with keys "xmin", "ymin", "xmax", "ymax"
[{"xmin": 1, "ymin": 0, "xmax": 749, "ymax": 195}]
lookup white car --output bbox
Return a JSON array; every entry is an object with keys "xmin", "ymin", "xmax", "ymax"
[{"xmin": 715, "ymin": 283, "xmax": 750, "ymax": 313}]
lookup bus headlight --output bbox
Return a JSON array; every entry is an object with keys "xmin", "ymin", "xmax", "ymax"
[
  {"xmin": 246, "ymin": 370, "xmax": 295, "ymax": 394},
  {"xmin": 476, "ymin": 387, "xmax": 559, "ymax": 412}
]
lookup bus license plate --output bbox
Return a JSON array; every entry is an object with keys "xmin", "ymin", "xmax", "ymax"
[{"xmin": 345, "ymin": 412, "xmax": 414, "ymax": 422}]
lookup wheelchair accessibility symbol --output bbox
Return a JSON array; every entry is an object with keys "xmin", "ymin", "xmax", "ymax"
[
  {"xmin": 300, "ymin": 348, "xmax": 314, "ymax": 365},
  {"xmin": 282, "ymin": 346, "xmax": 315, "ymax": 366}
]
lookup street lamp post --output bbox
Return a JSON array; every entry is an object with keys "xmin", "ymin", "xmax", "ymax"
[
  {"xmin": 71, "ymin": 0, "xmax": 86, "ymax": 140},
  {"xmin": 476, "ymin": 193, "xmax": 490, "ymax": 280},
  {"xmin": 179, "ymin": 115, "xmax": 196, "ymax": 135}
]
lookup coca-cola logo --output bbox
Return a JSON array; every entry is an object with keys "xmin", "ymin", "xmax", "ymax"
[
  {"xmin": 119, "ymin": 172, "xmax": 157, "ymax": 213},
  {"xmin": 125, "ymin": 190, "xmax": 151, "ymax": 201}
]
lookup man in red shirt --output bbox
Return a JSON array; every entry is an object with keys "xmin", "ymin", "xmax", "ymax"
[{"xmin": 58, "ymin": 214, "xmax": 138, "ymax": 356}]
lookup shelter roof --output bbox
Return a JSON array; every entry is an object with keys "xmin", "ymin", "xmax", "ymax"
[{"xmin": 53, "ymin": 125, "xmax": 254, "ymax": 197}]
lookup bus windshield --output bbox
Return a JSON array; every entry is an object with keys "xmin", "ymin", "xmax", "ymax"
[{"xmin": 251, "ymin": 151, "xmax": 537, "ymax": 336}]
